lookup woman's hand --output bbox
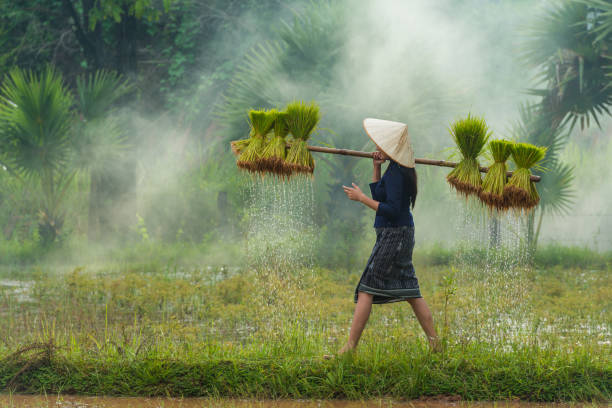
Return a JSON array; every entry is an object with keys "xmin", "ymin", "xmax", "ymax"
[
  {"xmin": 372, "ymin": 151, "xmax": 386, "ymax": 166},
  {"xmin": 372, "ymin": 151, "xmax": 384, "ymax": 182},
  {"xmin": 343, "ymin": 183, "xmax": 366, "ymax": 202},
  {"xmin": 344, "ymin": 183, "xmax": 380, "ymax": 211}
]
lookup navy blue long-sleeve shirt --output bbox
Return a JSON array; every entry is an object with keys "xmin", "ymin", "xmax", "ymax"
[{"xmin": 369, "ymin": 160, "xmax": 414, "ymax": 228}]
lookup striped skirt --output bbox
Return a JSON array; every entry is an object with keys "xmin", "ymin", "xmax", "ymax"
[{"xmin": 354, "ymin": 226, "xmax": 422, "ymax": 304}]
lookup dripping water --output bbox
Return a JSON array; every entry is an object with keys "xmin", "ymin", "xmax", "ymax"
[
  {"xmin": 451, "ymin": 196, "xmax": 531, "ymax": 346},
  {"xmin": 242, "ymin": 173, "xmax": 317, "ymax": 337}
]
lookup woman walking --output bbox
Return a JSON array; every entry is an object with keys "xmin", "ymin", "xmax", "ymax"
[{"xmin": 339, "ymin": 118, "xmax": 439, "ymax": 354}]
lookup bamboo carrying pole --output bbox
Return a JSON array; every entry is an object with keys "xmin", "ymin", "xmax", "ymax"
[{"xmin": 306, "ymin": 145, "xmax": 541, "ymax": 182}]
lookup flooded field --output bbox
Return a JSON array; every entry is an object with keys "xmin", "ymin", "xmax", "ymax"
[
  {"xmin": 0, "ymin": 395, "xmax": 604, "ymax": 408},
  {"xmin": 0, "ymin": 190, "xmax": 609, "ymax": 403}
]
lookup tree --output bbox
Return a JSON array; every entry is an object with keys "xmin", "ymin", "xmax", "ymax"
[
  {"xmin": 0, "ymin": 66, "xmax": 75, "ymax": 245},
  {"xmin": 524, "ymin": 1, "xmax": 612, "ymax": 131},
  {"xmin": 0, "ymin": 67, "xmax": 132, "ymax": 245},
  {"xmin": 60, "ymin": 0, "xmax": 175, "ymax": 74},
  {"xmin": 72, "ymin": 70, "xmax": 132, "ymax": 241},
  {"xmin": 520, "ymin": 0, "xmax": 612, "ymax": 251}
]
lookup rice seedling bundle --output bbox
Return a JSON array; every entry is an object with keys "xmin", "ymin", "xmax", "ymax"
[
  {"xmin": 285, "ymin": 101, "xmax": 320, "ymax": 175},
  {"xmin": 446, "ymin": 114, "xmax": 491, "ymax": 197},
  {"xmin": 236, "ymin": 109, "xmax": 277, "ymax": 173},
  {"xmin": 504, "ymin": 142, "xmax": 546, "ymax": 210},
  {"xmin": 479, "ymin": 140, "xmax": 513, "ymax": 211},
  {"xmin": 230, "ymin": 138, "xmax": 249, "ymax": 156},
  {"xmin": 260, "ymin": 111, "xmax": 291, "ymax": 176}
]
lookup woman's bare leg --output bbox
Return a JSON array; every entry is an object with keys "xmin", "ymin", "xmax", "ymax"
[
  {"xmin": 407, "ymin": 297, "xmax": 440, "ymax": 351},
  {"xmin": 339, "ymin": 291, "xmax": 373, "ymax": 353}
]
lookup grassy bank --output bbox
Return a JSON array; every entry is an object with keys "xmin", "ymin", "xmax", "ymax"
[
  {"xmin": 1, "ymin": 342, "xmax": 609, "ymax": 401},
  {"xmin": 0, "ymin": 263, "xmax": 610, "ymax": 401}
]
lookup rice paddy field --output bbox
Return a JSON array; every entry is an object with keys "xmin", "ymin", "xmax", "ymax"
[
  {"xmin": 0, "ymin": 247, "xmax": 610, "ymax": 403},
  {"xmin": 2, "ymin": 2, "xmax": 612, "ymax": 406}
]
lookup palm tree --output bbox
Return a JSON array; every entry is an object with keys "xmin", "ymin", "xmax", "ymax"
[
  {"xmin": 0, "ymin": 66, "xmax": 74, "ymax": 245},
  {"xmin": 524, "ymin": 1, "xmax": 612, "ymax": 130},
  {"xmin": 0, "ymin": 67, "xmax": 131, "ymax": 245},
  {"xmin": 72, "ymin": 70, "xmax": 132, "ymax": 241},
  {"xmin": 519, "ymin": 1, "xmax": 612, "ymax": 253}
]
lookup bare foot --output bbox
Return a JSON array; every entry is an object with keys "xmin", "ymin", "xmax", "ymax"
[
  {"xmin": 428, "ymin": 336, "xmax": 442, "ymax": 353},
  {"xmin": 323, "ymin": 342, "xmax": 356, "ymax": 360},
  {"xmin": 338, "ymin": 342, "xmax": 356, "ymax": 355}
]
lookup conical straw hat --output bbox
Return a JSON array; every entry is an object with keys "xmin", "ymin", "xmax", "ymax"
[{"xmin": 363, "ymin": 118, "xmax": 415, "ymax": 168}]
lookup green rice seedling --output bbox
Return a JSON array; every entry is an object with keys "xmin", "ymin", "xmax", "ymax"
[
  {"xmin": 446, "ymin": 114, "xmax": 491, "ymax": 197},
  {"xmin": 285, "ymin": 101, "xmax": 320, "ymax": 175},
  {"xmin": 230, "ymin": 138, "xmax": 250, "ymax": 156},
  {"xmin": 236, "ymin": 109, "xmax": 277, "ymax": 173},
  {"xmin": 504, "ymin": 142, "xmax": 546, "ymax": 211},
  {"xmin": 479, "ymin": 140, "xmax": 513, "ymax": 211},
  {"xmin": 260, "ymin": 111, "xmax": 291, "ymax": 176}
]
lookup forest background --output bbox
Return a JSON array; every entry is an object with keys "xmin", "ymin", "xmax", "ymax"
[{"xmin": 1, "ymin": 0, "xmax": 611, "ymax": 271}]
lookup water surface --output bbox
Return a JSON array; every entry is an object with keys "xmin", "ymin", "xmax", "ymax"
[{"xmin": 0, "ymin": 395, "xmax": 602, "ymax": 408}]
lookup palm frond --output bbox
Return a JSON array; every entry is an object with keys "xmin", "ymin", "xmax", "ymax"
[
  {"xmin": 522, "ymin": 2, "xmax": 612, "ymax": 130},
  {"xmin": 214, "ymin": 1, "xmax": 344, "ymax": 143},
  {"xmin": 277, "ymin": 0, "xmax": 345, "ymax": 77},
  {"xmin": 538, "ymin": 161, "xmax": 575, "ymax": 215},
  {"xmin": 522, "ymin": 2, "xmax": 589, "ymax": 70},
  {"xmin": 75, "ymin": 70, "xmax": 132, "ymax": 121},
  {"xmin": 214, "ymin": 41, "xmax": 286, "ymax": 136},
  {"xmin": 580, "ymin": 0, "xmax": 612, "ymax": 44},
  {"xmin": 0, "ymin": 66, "xmax": 74, "ymax": 179}
]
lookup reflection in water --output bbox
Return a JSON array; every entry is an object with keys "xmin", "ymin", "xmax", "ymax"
[{"xmin": 0, "ymin": 395, "xmax": 599, "ymax": 408}]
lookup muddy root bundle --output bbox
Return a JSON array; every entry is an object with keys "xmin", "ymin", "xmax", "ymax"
[
  {"xmin": 285, "ymin": 101, "xmax": 320, "ymax": 175},
  {"xmin": 446, "ymin": 114, "xmax": 491, "ymax": 197},
  {"xmin": 479, "ymin": 140, "xmax": 513, "ymax": 211},
  {"xmin": 260, "ymin": 111, "xmax": 291, "ymax": 176},
  {"xmin": 236, "ymin": 109, "xmax": 277, "ymax": 173},
  {"xmin": 504, "ymin": 142, "xmax": 546, "ymax": 211}
]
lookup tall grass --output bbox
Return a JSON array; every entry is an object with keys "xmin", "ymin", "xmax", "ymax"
[{"xmin": 1, "ymin": 339, "xmax": 608, "ymax": 401}]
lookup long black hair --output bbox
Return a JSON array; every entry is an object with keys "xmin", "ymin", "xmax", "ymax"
[{"xmin": 399, "ymin": 165, "xmax": 418, "ymax": 209}]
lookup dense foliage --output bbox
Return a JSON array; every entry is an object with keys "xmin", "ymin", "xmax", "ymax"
[{"xmin": 0, "ymin": 0, "xmax": 610, "ymax": 265}]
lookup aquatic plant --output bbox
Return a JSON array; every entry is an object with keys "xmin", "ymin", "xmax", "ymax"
[
  {"xmin": 505, "ymin": 142, "xmax": 547, "ymax": 211},
  {"xmin": 446, "ymin": 114, "xmax": 491, "ymax": 197},
  {"xmin": 285, "ymin": 101, "xmax": 320, "ymax": 175},
  {"xmin": 479, "ymin": 140, "xmax": 513, "ymax": 211}
]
